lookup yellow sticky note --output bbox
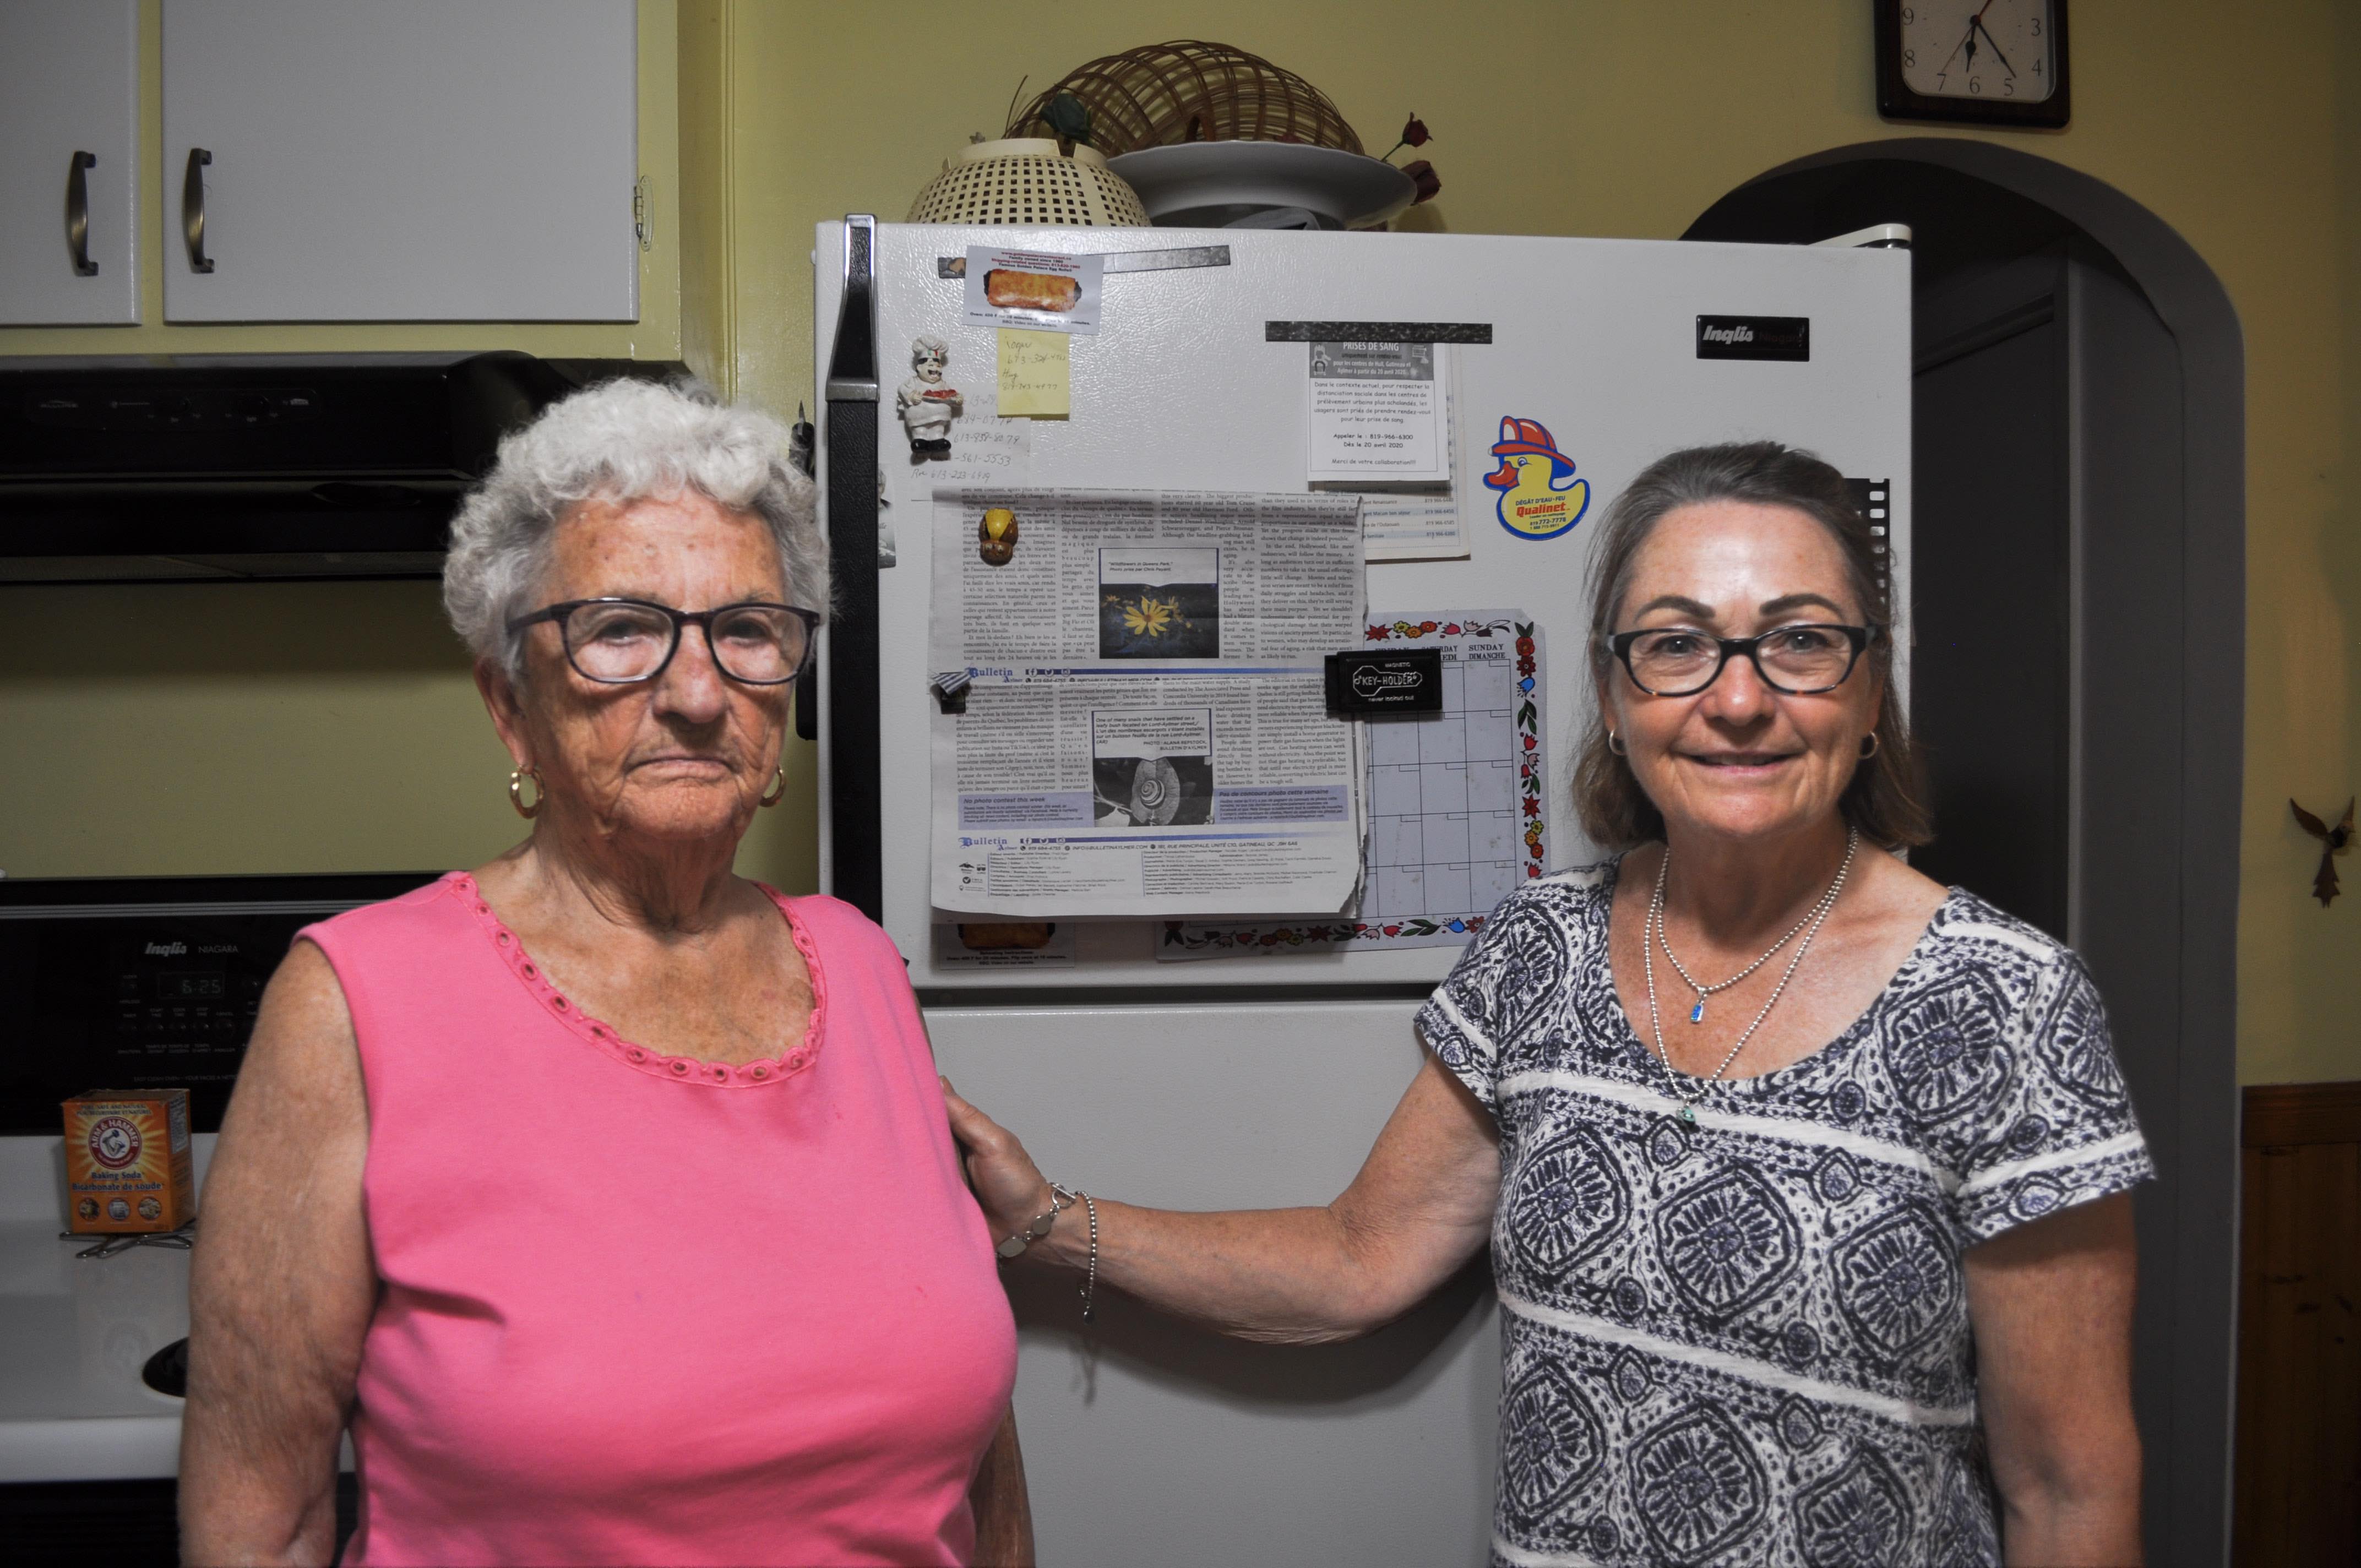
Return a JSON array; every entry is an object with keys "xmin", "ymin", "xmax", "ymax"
[{"xmin": 997, "ymin": 328, "xmax": 1070, "ymax": 418}]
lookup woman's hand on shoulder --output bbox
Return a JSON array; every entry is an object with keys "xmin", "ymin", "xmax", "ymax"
[{"xmin": 940, "ymin": 1079, "xmax": 1057, "ymax": 1253}]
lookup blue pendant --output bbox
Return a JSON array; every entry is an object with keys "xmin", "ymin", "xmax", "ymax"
[
  {"xmin": 1680, "ymin": 1104, "xmax": 1697, "ymax": 1124},
  {"xmin": 1690, "ymin": 997, "xmax": 1706, "ymax": 1024}
]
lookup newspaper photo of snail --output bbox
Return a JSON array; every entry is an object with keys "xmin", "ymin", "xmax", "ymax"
[{"xmin": 1090, "ymin": 706, "xmax": 1215, "ymax": 827}]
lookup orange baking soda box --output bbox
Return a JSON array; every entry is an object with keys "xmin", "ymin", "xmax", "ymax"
[{"xmin": 62, "ymin": 1089, "xmax": 195, "ymax": 1233}]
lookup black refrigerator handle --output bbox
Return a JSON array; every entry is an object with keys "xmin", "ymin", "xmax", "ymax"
[{"xmin": 823, "ymin": 216, "xmax": 884, "ymax": 922}]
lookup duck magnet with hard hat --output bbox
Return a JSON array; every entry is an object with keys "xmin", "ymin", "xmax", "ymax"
[{"xmin": 1483, "ymin": 417, "xmax": 1590, "ymax": 541}]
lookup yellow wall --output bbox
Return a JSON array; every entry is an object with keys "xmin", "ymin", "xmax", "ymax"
[{"xmin": 4, "ymin": 1, "xmax": 2353, "ymax": 1084}]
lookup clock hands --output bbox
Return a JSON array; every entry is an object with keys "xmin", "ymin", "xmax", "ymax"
[
  {"xmin": 1972, "ymin": 17, "xmax": 2018, "ymax": 77},
  {"xmin": 1938, "ymin": 1, "xmax": 2015, "ymax": 84},
  {"xmin": 1936, "ymin": 1, "xmax": 1993, "ymax": 76}
]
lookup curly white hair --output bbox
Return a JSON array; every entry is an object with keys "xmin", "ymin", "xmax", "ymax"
[{"xmin": 442, "ymin": 377, "xmax": 828, "ymax": 679}]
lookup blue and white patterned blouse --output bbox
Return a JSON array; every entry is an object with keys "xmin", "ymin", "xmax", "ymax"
[{"xmin": 1418, "ymin": 861, "xmax": 2152, "ymax": 1568}]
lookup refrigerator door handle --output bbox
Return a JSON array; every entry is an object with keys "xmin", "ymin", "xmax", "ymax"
[
  {"xmin": 823, "ymin": 216, "xmax": 885, "ymax": 919},
  {"xmin": 826, "ymin": 217, "xmax": 879, "ymax": 401}
]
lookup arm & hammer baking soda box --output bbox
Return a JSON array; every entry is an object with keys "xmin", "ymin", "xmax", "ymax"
[{"xmin": 63, "ymin": 1088, "xmax": 195, "ymax": 1233}]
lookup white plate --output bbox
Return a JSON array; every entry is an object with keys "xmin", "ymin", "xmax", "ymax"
[{"xmin": 1105, "ymin": 143, "xmax": 1416, "ymax": 230}]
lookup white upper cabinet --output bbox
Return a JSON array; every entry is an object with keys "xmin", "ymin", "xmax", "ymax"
[
  {"xmin": 0, "ymin": 2, "xmax": 141, "ymax": 325},
  {"xmin": 161, "ymin": 0, "xmax": 638, "ymax": 323}
]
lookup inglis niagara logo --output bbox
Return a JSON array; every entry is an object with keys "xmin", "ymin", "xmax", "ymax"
[
  {"xmin": 144, "ymin": 942, "xmax": 187, "ymax": 957},
  {"xmin": 1695, "ymin": 314, "xmax": 1810, "ymax": 362}
]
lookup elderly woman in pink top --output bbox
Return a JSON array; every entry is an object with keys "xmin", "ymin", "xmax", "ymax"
[{"xmin": 180, "ymin": 379, "xmax": 1028, "ymax": 1567}]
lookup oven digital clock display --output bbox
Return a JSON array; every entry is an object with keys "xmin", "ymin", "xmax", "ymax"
[{"xmin": 154, "ymin": 971, "xmax": 227, "ymax": 1001}]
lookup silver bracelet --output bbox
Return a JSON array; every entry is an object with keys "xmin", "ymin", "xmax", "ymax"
[
  {"xmin": 993, "ymin": 1185, "xmax": 1070, "ymax": 1260},
  {"xmin": 1052, "ymin": 1182, "xmax": 1098, "ymax": 1322}
]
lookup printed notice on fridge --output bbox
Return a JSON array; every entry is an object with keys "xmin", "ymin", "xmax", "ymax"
[
  {"xmin": 1306, "ymin": 341, "xmax": 1449, "ymax": 484},
  {"xmin": 929, "ymin": 487, "xmax": 1366, "ymax": 917},
  {"xmin": 964, "ymin": 247, "xmax": 1103, "ymax": 334},
  {"xmin": 1161, "ymin": 612, "xmax": 1548, "ymax": 959}
]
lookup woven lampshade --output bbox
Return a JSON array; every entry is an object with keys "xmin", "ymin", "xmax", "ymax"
[
  {"xmin": 1005, "ymin": 41, "xmax": 1363, "ymax": 158},
  {"xmin": 907, "ymin": 138, "xmax": 1150, "ymax": 227}
]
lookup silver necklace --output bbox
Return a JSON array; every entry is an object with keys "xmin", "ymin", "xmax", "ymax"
[
  {"xmin": 1653, "ymin": 867, "xmax": 1824, "ymax": 1023},
  {"xmin": 1642, "ymin": 827, "xmax": 1858, "ymax": 1123}
]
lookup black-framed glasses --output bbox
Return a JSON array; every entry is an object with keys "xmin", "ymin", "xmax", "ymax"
[
  {"xmin": 507, "ymin": 598, "xmax": 821, "ymax": 686},
  {"xmin": 1604, "ymin": 623, "xmax": 1878, "ymax": 697}
]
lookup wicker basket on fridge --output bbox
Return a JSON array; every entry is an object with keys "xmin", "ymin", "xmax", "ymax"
[{"xmin": 1004, "ymin": 41, "xmax": 1364, "ymax": 157}]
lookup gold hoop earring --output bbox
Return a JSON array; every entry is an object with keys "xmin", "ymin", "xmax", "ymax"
[
  {"xmin": 1606, "ymin": 731, "xmax": 1627, "ymax": 757},
  {"xmin": 759, "ymin": 766, "xmax": 787, "ymax": 808},
  {"xmin": 1859, "ymin": 732, "xmax": 1881, "ymax": 760},
  {"xmin": 508, "ymin": 765, "xmax": 543, "ymax": 819}
]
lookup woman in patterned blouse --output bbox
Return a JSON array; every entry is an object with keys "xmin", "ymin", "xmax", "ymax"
[{"xmin": 948, "ymin": 442, "xmax": 2148, "ymax": 1568}]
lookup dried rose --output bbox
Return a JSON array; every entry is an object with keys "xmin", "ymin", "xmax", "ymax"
[{"xmin": 1383, "ymin": 117, "xmax": 1434, "ymax": 160}]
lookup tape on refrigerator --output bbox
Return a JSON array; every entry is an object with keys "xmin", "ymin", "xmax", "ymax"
[{"xmin": 1265, "ymin": 320, "xmax": 1493, "ymax": 343}]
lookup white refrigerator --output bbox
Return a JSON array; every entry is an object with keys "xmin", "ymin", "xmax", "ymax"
[{"xmin": 813, "ymin": 220, "xmax": 1910, "ymax": 1566}]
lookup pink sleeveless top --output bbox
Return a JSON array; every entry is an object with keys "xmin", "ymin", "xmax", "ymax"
[{"xmin": 300, "ymin": 874, "xmax": 1016, "ymax": 1567}]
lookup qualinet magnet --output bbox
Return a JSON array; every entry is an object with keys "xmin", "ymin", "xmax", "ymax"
[{"xmin": 1483, "ymin": 417, "xmax": 1590, "ymax": 541}]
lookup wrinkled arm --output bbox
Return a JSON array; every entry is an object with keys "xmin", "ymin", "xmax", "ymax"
[
  {"xmin": 966, "ymin": 1403, "xmax": 1032, "ymax": 1567},
  {"xmin": 942, "ymin": 1045, "xmax": 1499, "ymax": 1344},
  {"xmin": 1965, "ymin": 1193, "xmax": 2142, "ymax": 1567},
  {"xmin": 179, "ymin": 940, "xmax": 376, "ymax": 1567}
]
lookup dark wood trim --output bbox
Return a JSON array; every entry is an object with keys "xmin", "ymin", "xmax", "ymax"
[
  {"xmin": 2233, "ymin": 1085, "xmax": 2361, "ymax": 1565},
  {"xmin": 2244, "ymin": 1081, "xmax": 2361, "ymax": 1147}
]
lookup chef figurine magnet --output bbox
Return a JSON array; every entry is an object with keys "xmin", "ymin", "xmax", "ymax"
[{"xmin": 897, "ymin": 335, "xmax": 963, "ymax": 458}]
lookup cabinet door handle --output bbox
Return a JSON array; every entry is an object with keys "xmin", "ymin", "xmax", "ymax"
[
  {"xmin": 67, "ymin": 151, "xmax": 98, "ymax": 276},
  {"xmin": 182, "ymin": 148, "xmax": 215, "ymax": 274}
]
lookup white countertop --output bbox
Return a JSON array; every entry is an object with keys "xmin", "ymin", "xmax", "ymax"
[{"xmin": 0, "ymin": 1134, "xmax": 209, "ymax": 1482}]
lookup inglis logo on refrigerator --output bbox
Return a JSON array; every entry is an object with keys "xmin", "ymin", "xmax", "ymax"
[{"xmin": 1696, "ymin": 315, "xmax": 1811, "ymax": 362}]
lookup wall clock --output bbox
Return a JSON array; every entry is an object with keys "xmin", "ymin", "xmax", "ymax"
[{"xmin": 1875, "ymin": 1, "xmax": 2070, "ymax": 128}]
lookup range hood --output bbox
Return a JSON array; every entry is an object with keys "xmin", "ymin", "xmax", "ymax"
[{"xmin": 0, "ymin": 352, "xmax": 678, "ymax": 584}]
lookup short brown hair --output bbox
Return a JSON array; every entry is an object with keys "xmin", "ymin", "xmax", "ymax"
[{"xmin": 1574, "ymin": 441, "xmax": 1932, "ymax": 851}]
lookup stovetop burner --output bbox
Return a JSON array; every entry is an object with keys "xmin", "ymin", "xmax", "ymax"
[{"xmin": 140, "ymin": 1338, "xmax": 187, "ymax": 1400}]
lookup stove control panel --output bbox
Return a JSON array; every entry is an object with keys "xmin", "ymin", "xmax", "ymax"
[{"xmin": 0, "ymin": 874, "xmax": 439, "ymax": 1134}]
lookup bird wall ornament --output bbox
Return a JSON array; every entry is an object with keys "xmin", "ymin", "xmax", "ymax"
[{"xmin": 2289, "ymin": 797, "xmax": 2354, "ymax": 906}]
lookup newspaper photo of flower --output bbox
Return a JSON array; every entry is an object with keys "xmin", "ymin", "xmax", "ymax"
[
  {"xmin": 1097, "ymin": 546, "xmax": 1220, "ymax": 658},
  {"xmin": 1120, "ymin": 596, "xmax": 1178, "ymax": 639}
]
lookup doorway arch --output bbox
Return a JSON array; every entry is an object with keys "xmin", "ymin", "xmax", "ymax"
[{"xmin": 1689, "ymin": 139, "xmax": 2244, "ymax": 1567}]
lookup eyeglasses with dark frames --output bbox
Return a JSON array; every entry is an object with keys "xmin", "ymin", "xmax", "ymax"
[
  {"xmin": 507, "ymin": 598, "xmax": 822, "ymax": 687},
  {"xmin": 1604, "ymin": 623, "xmax": 1879, "ymax": 697}
]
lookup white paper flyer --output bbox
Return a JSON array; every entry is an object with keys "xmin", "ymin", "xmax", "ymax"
[
  {"xmin": 928, "ymin": 488, "xmax": 1366, "ymax": 918},
  {"xmin": 1305, "ymin": 340, "xmax": 1450, "ymax": 484},
  {"xmin": 962, "ymin": 247, "xmax": 1103, "ymax": 334}
]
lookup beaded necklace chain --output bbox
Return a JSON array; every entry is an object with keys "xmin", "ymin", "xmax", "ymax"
[
  {"xmin": 1655, "ymin": 875, "xmax": 1821, "ymax": 1024},
  {"xmin": 1642, "ymin": 827, "xmax": 1858, "ymax": 1123}
]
